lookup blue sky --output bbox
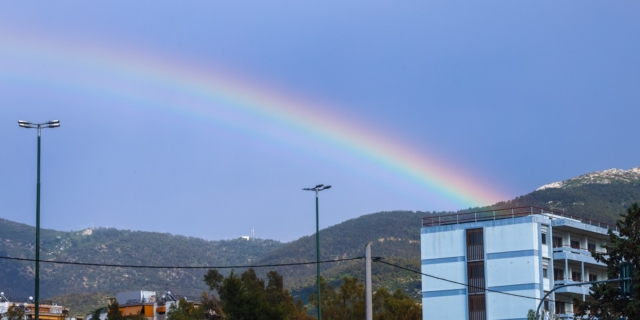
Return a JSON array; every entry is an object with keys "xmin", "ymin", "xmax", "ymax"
[{"xmin": 1, "ymin": 1, "xmax": 638, "ymax": 242}]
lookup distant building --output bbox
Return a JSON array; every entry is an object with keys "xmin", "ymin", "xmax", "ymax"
[
  {"xmin": 0, "ymin": 293, "xmax": 75, "ymax": 320},
  {"xmin": 0, "ymin": 292, "xmax": 9, "ymax": 316},
  {"xmin": 87, "ymin": 290, "xmax": 214, "ymax": 320},
  {"xmin": 421, "ymin": 206, "xmax": 614, "ymax": 320},
  {"xmin": 241, "ymin": 228, "xmax": 255, "ymax": 241}
]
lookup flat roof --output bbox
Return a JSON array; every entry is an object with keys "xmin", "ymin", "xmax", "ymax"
[{"xmin": 422, "ymin": 206, "xmax": 618, "ymax": 232}]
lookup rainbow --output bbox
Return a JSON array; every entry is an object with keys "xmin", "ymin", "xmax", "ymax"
[{"xmin": 0, "ymin": 32, "xmax": 508, "ymax": 209}]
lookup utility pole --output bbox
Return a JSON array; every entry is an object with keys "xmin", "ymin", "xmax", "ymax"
[{"xmin": 365, "ymin": 242, "xmax": 373, "ymax": 320}]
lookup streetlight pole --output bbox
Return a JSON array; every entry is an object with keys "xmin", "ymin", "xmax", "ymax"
[
  {"xmin": 18, "ymin": 120, "xmax": 60, "ymax": 320},
  {"xmin": 303, "ymin": 184, "xmax": 331, "ymax": 320}
]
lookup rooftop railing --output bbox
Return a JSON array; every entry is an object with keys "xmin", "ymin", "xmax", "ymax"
[{"xmin": 422, "ymin": 206, "xmax": 619, "ymax": 232}]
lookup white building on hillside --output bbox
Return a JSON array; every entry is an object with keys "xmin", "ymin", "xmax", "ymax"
[
  {"xmin": 421, "ymin": 206, "xmax": 615, "ymax": 320},
  {"xmin": 0, "ymin": 292, "xmax": 9, "ymax": 316}
]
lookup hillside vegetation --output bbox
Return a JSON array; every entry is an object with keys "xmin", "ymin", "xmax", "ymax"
[
  {"xmin": 2, "ymin": 167, "xmax": 640, "ymax": 315},
  {"xmin": 0, "ymin": 223, "xmax": 282, "ymax": 303},
  {"xmin": 254, "ymin": 211, "xmax": 426, "ymax": 298}
]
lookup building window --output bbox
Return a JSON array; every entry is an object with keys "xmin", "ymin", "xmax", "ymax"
[
  {"xmin": 466, "ymin": 229, "xmax": 484, "ymax": 261},
  {"xmin": 541, "ymin": 233, "xmax": 547, "ymax": 244},
  {"xmin": 468, "ymin": 261, "xmax": 485, "ymax": 294},
  {"xmin": 588, "ymin": 242, "xmax": 596, "ymax": 252},
  {"xmin": 468, "ymin": 294, "xmax": 486, "ymax": 320},
  {"xmin": 589, "ymin": 274, "xmax": 598, "ymax": 282},
  {"xmin": 572, "ymin": 271, "xmax": 582, "ymax": 282},
  {"xmin": 543, "ymin": 268, "xmax": 548, "ymax": 278},
  {"xmin": 555, "ymin": 301, "xmax": 566, "ymax": 314},
  {"xmin": 554, "ymin": 268, "xmax": 564, "ymax": 281},
  {"xmin": 571, "ymin": 240, "xmax": 580, "ymax": 249},
  {"xmin": 553, "ymin": 236, "xmax": 563, "ymax": 248}
]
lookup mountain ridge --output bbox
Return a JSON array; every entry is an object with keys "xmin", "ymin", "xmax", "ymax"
[
  {"xmin": 2, "ymin": 166, "xmax": 640, "ymax": 315},
  {"xmin": 537, "ymin": 167, "xmax": 640, "ymax": 191}
]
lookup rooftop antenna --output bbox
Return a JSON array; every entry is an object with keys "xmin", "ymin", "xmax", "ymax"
[{"xmin": 251, "ymin": 227, "xmax": 254, "ymax": 238}]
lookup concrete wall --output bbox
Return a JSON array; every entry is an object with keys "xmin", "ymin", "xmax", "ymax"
[
  {"xmin": 422, "ymin": 295, "xmax": 467, "ymax": 320},
  {"xmin": 421, "ymin": 229, "xmax": 467, "ymax": 320},
  {"xmin": 486, "ymin": 290, "xmax": 538, "ymax": 320},
  {"xmin": 421, "ymin": 229, "xmax": 465, "ymax": 260},
  {"xmin": 485, "ymin": 222, "xmax": 541, "ymax": 320}
]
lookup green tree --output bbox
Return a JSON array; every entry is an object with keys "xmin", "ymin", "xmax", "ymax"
[
  {"xmin": 373, "ymin": 288, "xmax": 420, "ymax": 320},
  {"xmin": 575, "ymin": 202, "xmax": 640, "ymax": 319},
  {"xmin": 106, "ymin": 298, "xmax": 124, "ymax": 320},
  {"xmin": 204, "ymin": 268, "xmax": 304, "ymax": 320},
  {"xmin": 310, "ymin": 277, "xmax": 421, "ymax": 320},
  {"xmin": 200, "ymin": 292, "xmax": 223, "ymax": 320},
  {"xmin": 526, "ymin": 309, "xmax": 536, "ymax": 320},
  {"xmin": 5, "ymin": 304, "xmax": 25, "ymax": 320},
  {"xmin": 309, "ymin": 276, "xmax": 365, "ymax": 320},
  {"xmin": 167, "ymin": 298, "xmax": 205, "ymax": 320}
]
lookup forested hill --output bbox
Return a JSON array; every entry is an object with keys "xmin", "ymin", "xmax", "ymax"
[
  {"xmin": 3, "ymin": 167, "xmax": 640, "ymax": 315},
  {"xmin": 254, "ymin": 210, "xmax": 427, "ymax": 296},
  {"xmin": 0, "ymin": 220, "xmax": 283, "ymax": 300},
  {"xmin": 272, "ymin": 168, "xmax": 640, "ymax": 299},
  {"xmin": 0, "ymin": 210, "xmax": 429, "ymax": 313},
  {"xmin": 481, "ymin": 168, "xmax": 640, "ymax": 224}
]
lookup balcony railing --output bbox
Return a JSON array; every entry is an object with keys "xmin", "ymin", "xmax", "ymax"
[
  {"xmin": 468, "ymin": 277, "xmax": 485, "ymax": 294},
  {"xmin": 467, "ymin": 244, "xmax": 484, "ymax": 261},
  {"xmin": 469, "ymin": 310, "xmax": 486, "ymax": 320},
  {"xmin": 422, "ymin": 206, "xmax": 619, "ymax": 232}
]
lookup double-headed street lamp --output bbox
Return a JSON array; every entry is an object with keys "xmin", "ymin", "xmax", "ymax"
[
  {"xmin": 18, "ymin": 120, "xmax": 60, "ymax": 320},
  {"xmin": 303, "ymin": 184, "xmax": 331, "ymax": 320}
]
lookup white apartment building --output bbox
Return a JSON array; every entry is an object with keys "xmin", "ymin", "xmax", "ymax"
[{"xmin": 421, "ymin": 206, "xmax": 615, "ymax": 320}]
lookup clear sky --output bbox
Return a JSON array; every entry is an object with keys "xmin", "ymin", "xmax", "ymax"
[{"xmin": 0, "ymin": 1, "xmax": 638, "ymax": 242}]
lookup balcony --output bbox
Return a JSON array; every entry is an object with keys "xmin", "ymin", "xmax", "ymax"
[
  {"xmin": 553, "ymin": 281, "xmax": 591, "ymax": 295},
  {"xmin": 552, "ymin": 246, "xmax": 606, "ymax": 266}
]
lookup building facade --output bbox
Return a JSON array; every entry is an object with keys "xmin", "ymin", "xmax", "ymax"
[
  {"xmin": 421, "ymin": 206, "xmax": 615, "ymax": 320},
  {"xmin": 87, "ymin": 290, "xmax": 214, "ymax": 320},
  {"xmin": 0, "ymin": 293, "xmax": 71, "ymax": 320}
]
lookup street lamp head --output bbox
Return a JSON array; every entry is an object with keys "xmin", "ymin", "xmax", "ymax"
[
  {"xmin": 47, "ymin": 120, "xmax": 59, "ymax": 124},
  {"xmin": 47, "ymin": 123, "xmax": 60, "ymax": 128},
  {"xmin": 315, "ymin": 184, "xmax": 324, "ymax": 189},
  {"xmin": 322, "ymin": 185, "xmax": 332, "ymax": 190},
  {"xmin": 18, "ymin": 120, "xmax": 33, "ymax": 128},
  {"xmin": 303, "ymin": 188, "xmax": 312, "ymax": 191}
]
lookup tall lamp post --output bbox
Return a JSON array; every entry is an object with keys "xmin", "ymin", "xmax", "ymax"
[
  {"xmin": 18, "ymin": 120, "xmax": 60, "ymax": 320},
  {"xmin": 303, "ymin": 184, "xmax": 331, "ymax": 320}
]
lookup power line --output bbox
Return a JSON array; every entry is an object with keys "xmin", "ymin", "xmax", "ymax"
[
  {"xmin": 1, "ymin": 254, "xmax": 559, "ymax": 304},
  {"xmin": 0, "ymin": 255, "xmax": 363, "ymax": 269},
  {"xmin": 374, "ymin": 259, "xmax": 557, "ymax": 303}
]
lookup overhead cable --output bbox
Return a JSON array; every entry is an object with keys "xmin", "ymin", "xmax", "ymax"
[
  {"xmin": 374, "ymin": 259, "xmax": 556, "ymax": 303},
  {"xmin": 0, "ymin": 255, "xmax": 363, "ymax": 269}
]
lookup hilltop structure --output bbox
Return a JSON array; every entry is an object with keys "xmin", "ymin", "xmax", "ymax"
[{"xmin": 421, "ymin": 206, "xmax": 614, "ymax": 320}]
